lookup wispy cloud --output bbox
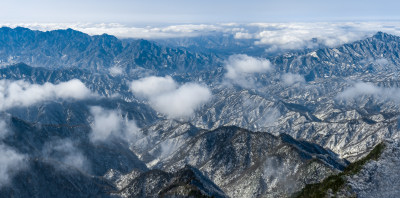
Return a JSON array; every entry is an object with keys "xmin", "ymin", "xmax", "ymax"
[
  {"xmin": 109, "ymin": 66, "xmax": 124, "ymax": 76},
  {"xmin": 0, "ymin": 120, "xmax": 10, "ymax": 139},
  {"xmin": 130, "ymin": 76, "xmax": 212, "ymax": 118},
  {"xmin": 0, "ymin": 117, "xmax": 27, "ymax": 187},
  {"xmin": 281, "ymin": 73, "xmax": 306, "ymax": 86},
  {"xmin": 0, "ymin": 144, "xmax": 27, "ymax": 187},
  {"xmin": 130, "ymin": 76, "xmax": 177, "ymax": 98},
  {"xmin": 337, "ymin": 81, "xmax": 400, "ymax": 101},
  {"xmin": 0, "ymin": 79, "xmax": 93, "ymax": 111},
  {"xmin": 89, "ymin": 106, "xmax": 140, "ymax": 143},
  {"xmin": 42, "ymin": 139, "xmax": 90, "ymax": 172},
  {"xmin": 224, "ymin": 54, "xmax": 273, "ymax": 88}
]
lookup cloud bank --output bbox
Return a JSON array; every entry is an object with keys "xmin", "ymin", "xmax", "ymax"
[
  {"xmin": 42, "ymin": 139, "xmax": 90, "ymax": 172},
  {"xmin": 281, "ymin": 73, "xmax": 306, "ymax": 86},
  {"xmin": 89, "ymin": 106, "xmax": 140, "ymax": 143},
  {"xmin": 224, "ymin": 54, "xmax": 273, "ymax": 88},
  {"xmin": 337, "ymin": 82, "xmax": 400, "ymax": 101},
  {"xmin": 130, "ymin": 76, "xmax": 177, "ymax": 98},
  {"xmin": 7, "ymin": 22, "xmax": 400, "ymax": 53},
  {"xmin": 1, "ymin": 23, "xmax": 224, "ymax": 39},
  {"xmin": 130, "ymin": 76, "xmax": 212, "ymax": 118},
  {"xmin": 0, "ymin": 79, "xmax": 92, "ymax": 111}
]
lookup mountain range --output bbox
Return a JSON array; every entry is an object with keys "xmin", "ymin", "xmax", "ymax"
[{"xmin": 0, "ymin": 27, "xmax": 399, "ymax": 197}]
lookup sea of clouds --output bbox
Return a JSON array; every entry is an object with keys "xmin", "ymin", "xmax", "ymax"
[{"xmin": 4, "ymin": 22, "xmax": 400, "ymax": 53}]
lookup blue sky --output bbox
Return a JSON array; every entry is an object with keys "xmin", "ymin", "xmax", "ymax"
[{"xmin": 1, "ymin": 0, "xmax": 400, "ymax": 24}]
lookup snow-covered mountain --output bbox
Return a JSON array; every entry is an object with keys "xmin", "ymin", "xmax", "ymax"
[{"xmin": 0, "ymin": 27, "xmax": 399, "ymax": 197}]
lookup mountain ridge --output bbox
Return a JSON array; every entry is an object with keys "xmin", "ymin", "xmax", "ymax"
[{"xmin": 0, "ymin": 27, "xmax": 221, "ymax": 74}]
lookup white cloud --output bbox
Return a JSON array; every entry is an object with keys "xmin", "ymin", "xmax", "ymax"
[
  {"xmin": 262, "ymin": 156, "xmax": 297, "ymax": 193},
  {"xmin": 337, "ymin": 82, "xmax": 400, "ymax": 101},
  {"xmin": 130, "ymin": 76, "xmax": 212, "ymax": 118},
  {"xmin": 224, "ymin": 54, "xmax": 273, "ymax": 88},
  {"xmin": 0, "ymin": 120, "xmax": 10, "ymax": 140},
  {"xmin": 225, "ymin": 54, "xmax": 273, "ymax": 78},
  {"xmin": 130, "ymin": 76, "xmax": 177, "ymax": 98},
  {"xmin": 249, "ymin": 22, "xmax": 371, "ymax": 52},
  {"xmin": 42, "ymin": 139, "xmax": 90, "ymax": 172},
  {"xmin": 0, "ymin": 23, "xmax": 224, "ymax": 39},
  {"xmin": 0, "ymin": 79, "xmax": 92, "ymax": 110},
  {"xmin": 89, "ymin": 107, "xmax": 122, "ymax": 142},
  {"xmin": 0, "ymin": 117, "xmax": 27, "ymax": 187},
  {"xmin": 374, "ymin": 58, "xmax": 389, "ymax": 65},
  {"xmin": 151, "ymin": 83, "xmax": 212, "ymax": 118},
  {"xmin": 89, "ymin": 106, "xmax": 140, "ymax": 143},
  {"xmin": 0, "ymin": 144, "xmax": 27, "ymax": 187},
  {"xmin": 6, "ymin": 22, "xmax": 400, "ymax": 53},
  {"xmin": 234, "ymin": 32, "xmax": 253, "ymax": 39},
  {"xmin": 109, "ymin": 66, "xmax": 123, "ymax": 76},
  {"xmin": 281, "ymin": 73, "xmax": 305, "ymax": 86}
]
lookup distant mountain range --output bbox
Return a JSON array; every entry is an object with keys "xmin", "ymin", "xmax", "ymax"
[{"xmin": 0, "ymin": 27, "xmax": 221, "ymax": 74}]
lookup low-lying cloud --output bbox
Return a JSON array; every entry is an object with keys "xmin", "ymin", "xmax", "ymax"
[
  {"xmin": 42, "ymin": 139, "xmax": 90, "ymax": 172},
  {"xmin": 0, "ymin": 144, "xmax": 27, "ymax": 187},
  {"xmin": 151, "ymin": 83, "xmax": 212, "ymax": 118},
  {"xmin": 337, "ymin": 82, "xmax": 400, "ymax": 101},
  {"xmin": 224, "ymin": 54, "xmax": 273, "ymax": 88},
  {"xmin": 2, "ymin": 23, "xmax": 224, "ymax": 39},
  {"xmin": 0, "ymin": 79, "xmax": 92, "ymax": 110},
  {"xmin": 109, "ymin": 66, "xmax": 124, "ymax": 76},
  {"xmin": 281, "ymin": 73, "xmax": 306, "ymax": 86},
  {"xmin": 8, "ymin": 22, "xmax": 400, "ymax": 53},
  {"xmin": 0, "ymin": 120, "xmax": 10, "ymax": 139},
  {"xmin": 130, "ymin": 76, "xmax": 212, "ymax": 118},
  {"xmin": 0, "ymin": 118, "xmax": 27, "ymax": 187},
  {"xmin": 89, "ymin": 106, "xmax": 140, "ymax": 143},
  {"xmin": 130, "ymin": 76, "xmax": 177, "ymax": 98},
  {"xmin": 374, "ymin": 58, "xmax": 389, "ymax": 65}
]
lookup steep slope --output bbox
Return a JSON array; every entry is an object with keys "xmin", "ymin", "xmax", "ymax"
[
  {"xmin": 143, "ymin": 126, "xmax": 348, "ymax": 198},
  {"xmin": 295, "ymin": 142, "xmax": 386, "ymax": 198},
  {"xmin": 118, "ymin": 165, "xmax": 227, "ymax": 198},
  {"xmin": 345, "ymin": 140, "xmax": 400, "ymax": 197},
  {"xmin": 0, "ymin": 159, "xmax": 115, "ymax": 198},
  {"xmin": 0, "ymin": 114, "xmax": 148, "ymax": 197},
  {"xmin": 189, "ymin": 32, "xmax": 400, "ymax": 161},
  {"xmin": 192, "ymin": 75, "xmax": 400, "ymax": 161}
]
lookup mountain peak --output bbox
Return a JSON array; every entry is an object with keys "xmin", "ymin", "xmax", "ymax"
[{"xmin": 373, "ymin": 31, "xmax": 396, "ymax": 40}]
